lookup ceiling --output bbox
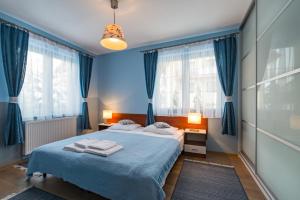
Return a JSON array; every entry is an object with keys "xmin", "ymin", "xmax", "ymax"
[{"xmin": 0, "ymin": 0, "xmax": 252, "ymax": 55}]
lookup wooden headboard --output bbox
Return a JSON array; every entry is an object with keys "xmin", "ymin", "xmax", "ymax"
[{"xmin": 107, "ymin": 113, "xmax": 208, "ymax": 131}]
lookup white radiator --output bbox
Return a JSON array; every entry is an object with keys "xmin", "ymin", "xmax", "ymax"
[{"xmin": 24, "ymin": 117, "xmax": 77, "ymax": 155}]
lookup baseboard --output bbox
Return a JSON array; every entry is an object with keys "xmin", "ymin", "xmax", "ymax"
[
  {"xmin": 239, "ymin": 153, "xmax": 275, "ymax": 200},
  {"xmin": 207, "ymin": 150, "xmax": 238, "ymax": 156},
  {"xmin": 0, "ymin": 159, "xmax": 23, "ymax": 171}
]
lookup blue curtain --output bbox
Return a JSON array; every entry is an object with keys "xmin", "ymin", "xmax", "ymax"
[
  {"xmin": 1, "ymin": 24, "xmax": 29, "ymax": 145},
  {"xmin": 213, "ymin": 36, "xmax": 237, "ymax": 135},
  {"xmin": 79, "ymin": 53, "xmax": 93, "ymax": 130},
  {"xmin": 144, "ymin": 51, "xmax": 158, "ymax": 125}
]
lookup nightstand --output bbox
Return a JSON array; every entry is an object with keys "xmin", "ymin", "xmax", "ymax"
[
  {"xmin": 98, "ymin": 123, "xmax": 113, "ymax": 131},
  {"xmin": 184, "ymin": 128, "xmax": 207, "ymax": 157}
]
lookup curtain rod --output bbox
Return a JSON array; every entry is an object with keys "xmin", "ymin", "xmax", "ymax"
[
  {"xmin": 140, "ymin": 32, "xmax": 239, "ymax": 53},
  {"xmin": 0, "ymin": 18, "xmax": 93, "ymax": 57}
]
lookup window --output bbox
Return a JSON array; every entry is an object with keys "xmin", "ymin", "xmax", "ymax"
[
  {"xmin": 19, "ymin": 33, "xmax": 81, "ymax": 120},
  {"xmin": 153, "ymin": 41, "xmax": 222, "ymax": 118}
]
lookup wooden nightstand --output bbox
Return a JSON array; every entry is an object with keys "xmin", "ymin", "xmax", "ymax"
[
  {"xmin": 98, "ymin": 123, "xmax": 113, "ymax": 131},
  {"xmin": 184, "ymin": 128, "xmax": 207, "ymax": 157}
]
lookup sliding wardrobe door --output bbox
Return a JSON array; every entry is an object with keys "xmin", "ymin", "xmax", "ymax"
[
  {"xmin": 256, "ymin": 0, "xmax": 300, "ymax": 199},
  {"xmin": 241, "ymin": 7, "xmax": 256, "ymax": 166}
]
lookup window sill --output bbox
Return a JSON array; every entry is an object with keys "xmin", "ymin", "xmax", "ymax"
[{"xmin": 23, "ymin": 115, "xmax": 80, "ymax": 123}]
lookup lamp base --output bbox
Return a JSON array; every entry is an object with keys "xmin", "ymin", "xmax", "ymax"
[{"xmin": 103, "ymin": 119, "xmax": 108, "ymax": 124}]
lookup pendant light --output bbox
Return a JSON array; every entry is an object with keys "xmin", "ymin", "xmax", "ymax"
[{"xmin": 100, "ymin": 0, "xmax": 127, "ymax": 51}]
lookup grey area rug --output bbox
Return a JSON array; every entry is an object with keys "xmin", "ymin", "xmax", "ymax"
[
  {"xmin": 172, "ymin": 160, "xmax": 248, "ymax": 200},
  {"xmin": 8, "ymin": 187, "xmax": 65, "ymax": 200}
]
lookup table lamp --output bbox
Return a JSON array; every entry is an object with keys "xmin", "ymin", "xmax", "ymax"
[
  {"xmin": 188, "ymin": 112, "xmax": 201, "ymax": 124},
  {"xmin": 187, "ymin": 112, "xmax": 201, "ymax": 132},
  {"xmin": 103, "ymin": 110, "xmax": 112, "ymax": 124}
]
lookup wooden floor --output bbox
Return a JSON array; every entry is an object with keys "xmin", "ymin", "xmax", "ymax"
[{"xmin": 0, "ymin": 152, "xmax": 265, "ymax": 200}]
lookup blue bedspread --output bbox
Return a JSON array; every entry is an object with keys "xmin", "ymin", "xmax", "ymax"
[{"xmin": 27, "ymin": 131, "xmax": 181, "ymax": 200}]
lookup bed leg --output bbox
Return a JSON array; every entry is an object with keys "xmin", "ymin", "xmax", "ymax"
[{"xmin": 43, "ymin": 173, "xmax": 47, "ymax": 178}]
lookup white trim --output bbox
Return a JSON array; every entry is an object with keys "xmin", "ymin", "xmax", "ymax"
[
  {"xmin": 184, "ymin": 159, "xmax": 234, "ymax": 168},
  {"xmin": 82, "ymin": 97, "xmax": 87, "ymax": 102},
  {"xmin": 240, "ymin": 152, "xmax": 255, "ymax": 174},
  {"xmin": 257, "ymin": 67, "xmax": 300, "ymax": 86},
  {"xmin": 239, "ymin": 153, "xmax": 275, "ymax": 200},
  {"xmin": 224, "ymin": 96, "xmax": 233, "ymax": 102},
  {"xmin": 257, "ymin": 128, "xmax": 300, "ymax": 153},
  {"xmin": 242, "ymin": 120, "xmax": 255, "ymax": 128},
  {"xmin": 257, "ymin": 0, "xmax": 293, "ymax": 41},
  {"xmin": 9, "ymin": 96, "xmax": 19, "ymax": 103}
]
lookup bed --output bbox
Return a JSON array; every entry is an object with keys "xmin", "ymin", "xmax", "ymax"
[{"xmin": 27, "ymin": 114, "xmax": 208, "ymax": 200}]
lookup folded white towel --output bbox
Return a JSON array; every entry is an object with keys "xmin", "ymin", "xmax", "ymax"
[
  {"xmin": 74, "ymin": 138, "xmax": 99, "ymax": 149},
  {"xmin": 84, "ymin": 145, "xmax": 123, "ymax": 157},
  {"xmin": 63, "ymin": 144, "xmax": 85, "ymax": 153},
  {"xmin": 88, "ymin": 140, "xmax": 117, "ymax": 151}
]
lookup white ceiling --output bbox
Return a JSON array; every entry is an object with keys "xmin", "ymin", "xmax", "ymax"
[{"xmin": 0, "ymin": 0, "xmax": 252, "ymax": 55}]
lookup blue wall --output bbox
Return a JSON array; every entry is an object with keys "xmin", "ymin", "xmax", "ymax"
[
  {"xmin": 95, "ymin": 26, "xmax": 240, "ymax": 153},
  {"xmin": 96, "ymin": 50, "xmax": 147, "ymax": 113}
]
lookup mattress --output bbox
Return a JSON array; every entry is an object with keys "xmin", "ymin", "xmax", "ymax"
[{"xmin": 27, "ymin": 130, "xmax": 181, "ymax": 200}]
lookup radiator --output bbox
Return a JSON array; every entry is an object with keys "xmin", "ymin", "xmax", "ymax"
[{"xmin": 24, "ymin": 117, "xmax": 77, "ymax": 155}]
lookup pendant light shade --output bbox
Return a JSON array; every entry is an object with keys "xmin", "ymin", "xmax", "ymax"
[
  {"xmin": 100, "ymin": 24, "xmax": 127, "ymax": 50},
  {"xmin": 100, "ymin": 0, "xmax": 127, "ymax": 51}
]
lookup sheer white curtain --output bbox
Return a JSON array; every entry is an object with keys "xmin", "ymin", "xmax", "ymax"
[
  {"xmin": 19, "ymin": 33, "xmax": 81, "ymax": 120},
  {"xmin": 153, "ymin": 40, "xmax": 222, "ymax": 118}
]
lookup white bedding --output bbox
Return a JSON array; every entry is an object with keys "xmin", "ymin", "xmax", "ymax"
[{"xmin": 101, "ymin": 128, "xmax": 185, "ymax": 151}]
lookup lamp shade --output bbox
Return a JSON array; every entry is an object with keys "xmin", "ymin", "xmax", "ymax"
[
  {"xmin": 103, "ymin": 110, "xmax": 112, "ymax": 119},
  {"xmin": 100, "ymin": 24, "xmax": 127, "ymax": 51},
  {"xmin": 188, "ymin": 113, "xmax": 201, "ymax": 124}
]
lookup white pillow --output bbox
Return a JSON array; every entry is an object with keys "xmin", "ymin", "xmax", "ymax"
[
  {"xmin": 118, "ymin": 119, "xmax": 135, "ymax": 125},
  {"xmin": 153, "ymin": 122, "xmax": 171, "ymax": 128},
  {"xmin": 108, "ymin": 123, "xmax": 141, "ymax": 131},
  {"xmin": 143, "ymin": 124, "xmax": 178, "ymax": 135}
]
